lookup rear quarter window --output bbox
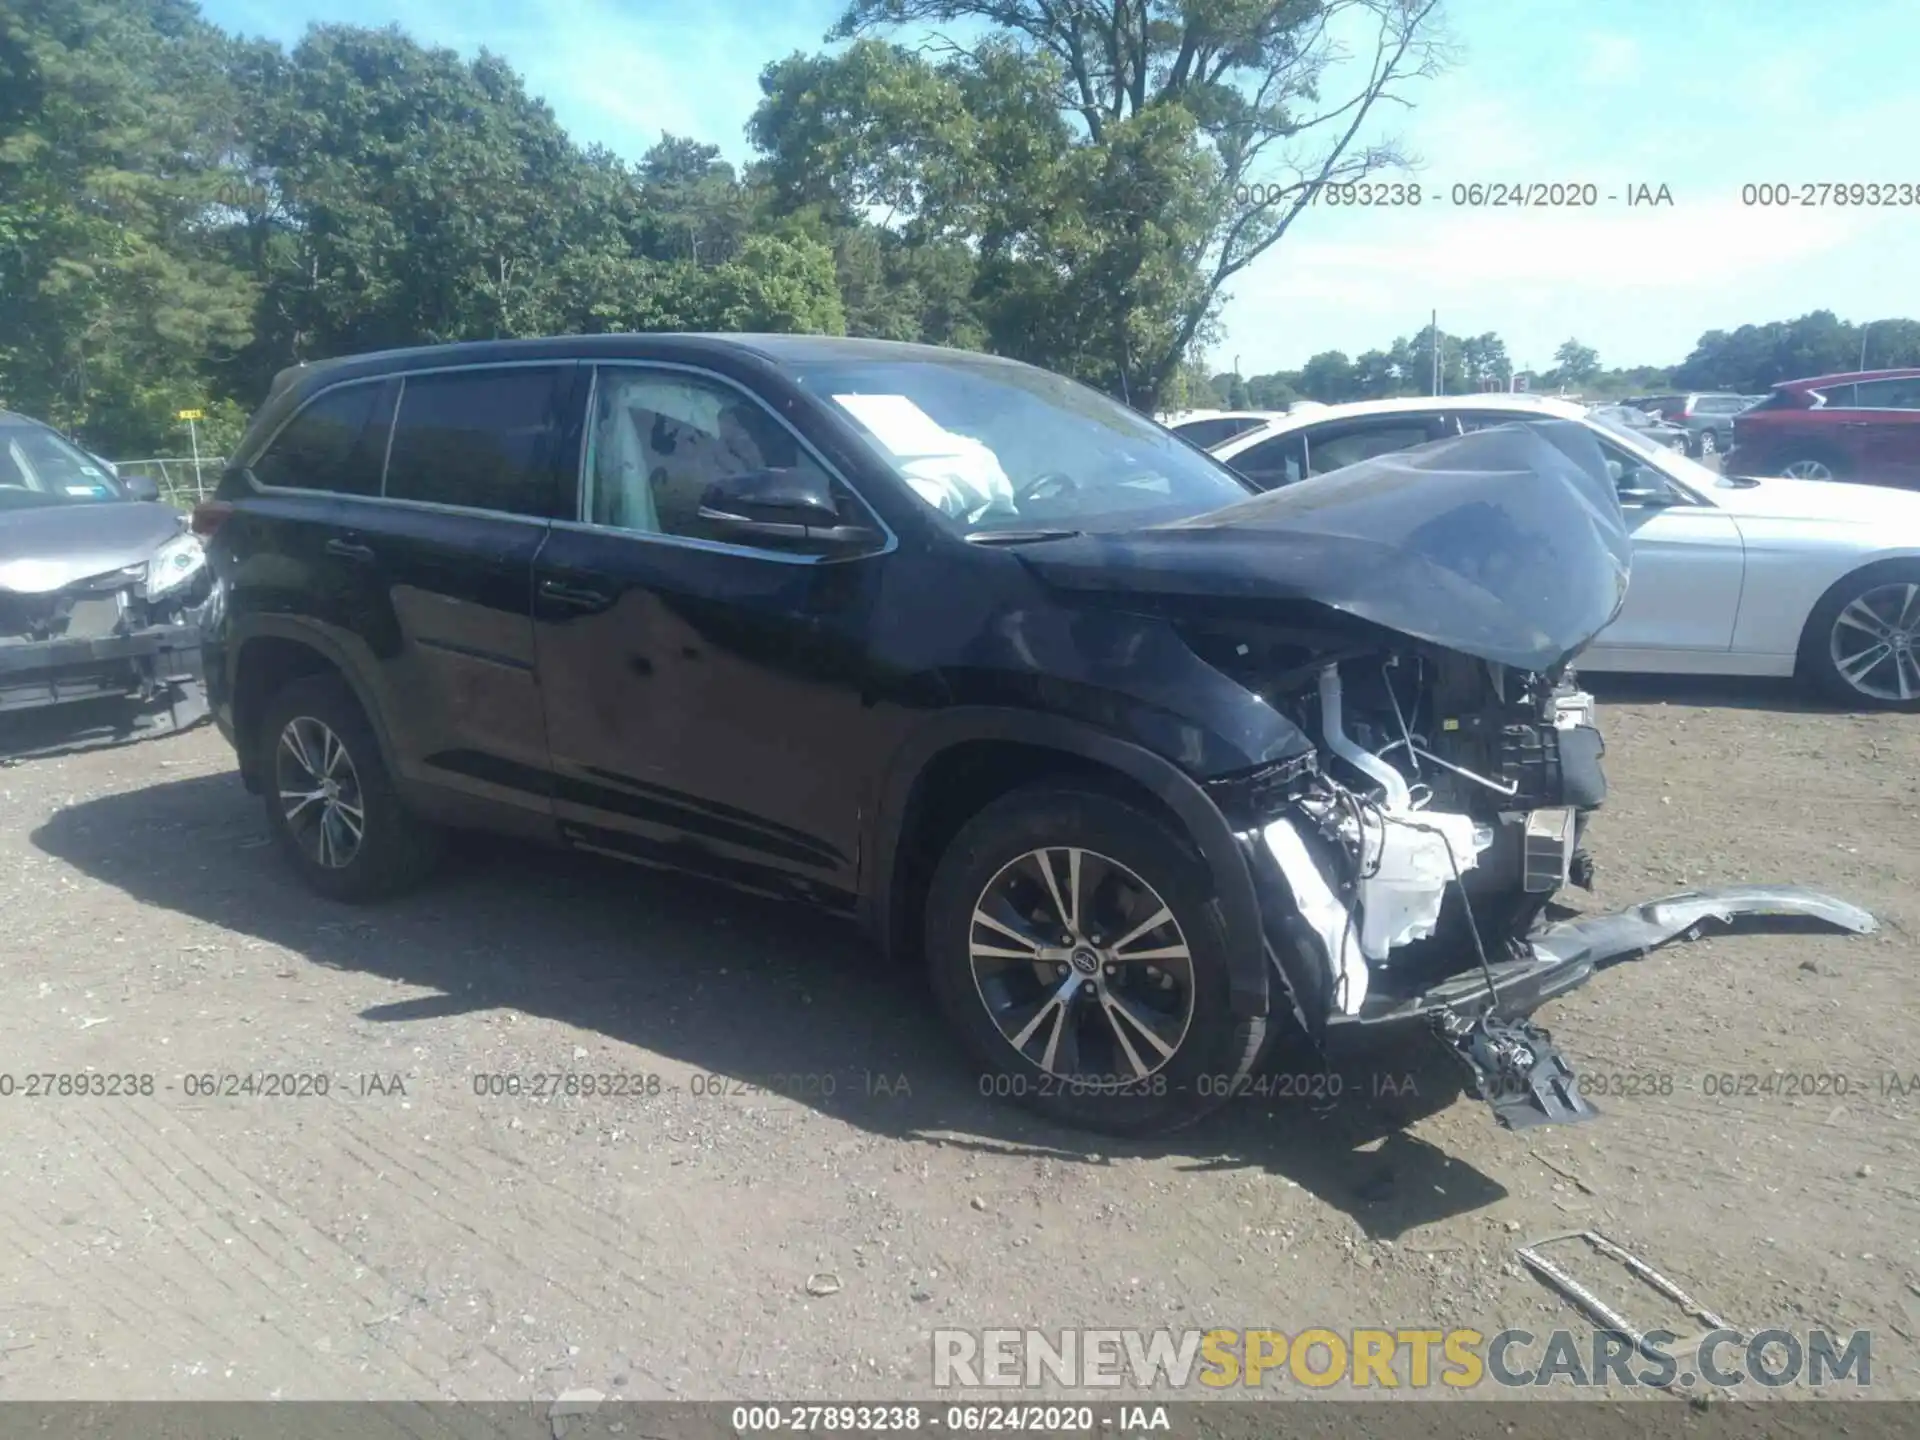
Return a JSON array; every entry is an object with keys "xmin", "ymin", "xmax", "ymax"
[{"xmin": 251, "ymin": 382, "xmax": 391, "ymax": 495}]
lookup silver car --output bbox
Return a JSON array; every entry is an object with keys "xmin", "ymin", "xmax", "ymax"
[{"xmin": 0, "ymin": 410, "xmax": 211, "ymax": 756}]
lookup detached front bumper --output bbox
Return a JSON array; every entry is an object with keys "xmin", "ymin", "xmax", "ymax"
[{"xmin": 0, "ymin": 614, "xmax": 209, "ymax": 757}]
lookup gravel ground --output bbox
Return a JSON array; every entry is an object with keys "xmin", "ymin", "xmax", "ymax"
[{"xmin": 0, "ymin": 676, "xmax": 1915, "ymax": 1403}]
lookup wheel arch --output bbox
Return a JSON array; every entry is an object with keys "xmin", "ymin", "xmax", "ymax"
[
  {"xmin": 1794, "ymin": 554, "xmax": 1920, "ymax": 675},
  {"xmin": 864, "ymin": 709, "xmax": 1270, "ymax": 1021},
  {"xmin": 228, "ymin": 621, "xmax": 398, "ymax": 794}
]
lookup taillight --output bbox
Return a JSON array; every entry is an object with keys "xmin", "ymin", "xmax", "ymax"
[{"xmin": 190, "ymin": 500, "xmax": 234, "ymax": 538}]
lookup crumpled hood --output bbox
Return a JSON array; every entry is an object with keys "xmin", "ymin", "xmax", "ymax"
[
  {"xmin": 0, "ymin": 501, "xmax": 184, "ymax": 593},
  {"xmin": 1018, "ymin": 420, "xmax": 1633, "ymax": 672}
]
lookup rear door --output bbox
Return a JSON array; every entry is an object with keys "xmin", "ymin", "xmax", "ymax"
[
  {"xmin": 1844, "ymin": 377, "xmax": 1920, "ymax": 487},
  {"xmin": 353, "ymin": 363, "xmax": 581, "ymax": 823}
]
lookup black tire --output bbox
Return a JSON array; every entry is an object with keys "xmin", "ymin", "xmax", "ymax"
[
  {"xmin": 924, "ymin": 783, "xmax": 1265, "ymax": 1135},
  {"xmin": 1799, "ymin": 561, "xmax": 1920, "ymax": 712},
  {"xmin": 1697, "ymin": 428, "xmax": 1719, "ymax": 457},
  {"xmin": 257, "ymin": 672, "xmax": 443, "ymax": 901}
]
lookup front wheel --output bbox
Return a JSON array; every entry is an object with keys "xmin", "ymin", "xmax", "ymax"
[
  {"xmin": 1801, "ymin": 563, "xmax": 1920, "ymax": 711},
  {"xmin": 1697, "ymin": 429, "xmax": 1719, "ymax": 457},
  {"xmin": 924, "ymin": 784, "xmax": 1265, "ymax": 1135}
]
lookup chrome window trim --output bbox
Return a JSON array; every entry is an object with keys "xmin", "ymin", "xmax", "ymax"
[{"xmin": 563, "ymin": 359, "xmax": 898, "ymax": 566}]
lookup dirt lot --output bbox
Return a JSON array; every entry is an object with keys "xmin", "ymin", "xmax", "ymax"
[{"xmin": 0, "ymin": 676, "xmax": 1916, "ymax": 1404}]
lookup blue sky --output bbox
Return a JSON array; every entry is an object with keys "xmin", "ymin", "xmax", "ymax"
[{"xmin": 200, "ymin": 0, "xmax": 1920, "ymax": 377}]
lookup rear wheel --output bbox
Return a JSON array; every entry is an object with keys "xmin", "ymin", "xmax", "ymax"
[
  {"xmin": 924, "ymin": 784, "xmax": 1264, "ymax": 1135},
  {"xmin": 1800, "ymin": 562, "xmax": 1920, "ymax": 711},
  {"xmin": 1697, "ymin": 429, "xmax": 1718, "ymax": 457},
  {"xmin": 258, "ymin": 673, "xmax": 443, "ymax": 901}
]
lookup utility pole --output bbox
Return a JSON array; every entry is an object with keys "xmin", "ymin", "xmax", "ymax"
[{"xmin": 1430, "ymin": 310, "xmax": 1439, "ymax": 396}]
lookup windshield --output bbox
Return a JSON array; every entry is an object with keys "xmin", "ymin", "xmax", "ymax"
[
  {"xmin": 786, "ymin": 356, "xmax": 1253, "ymax": 534},
  {"xmin": 0, "ymin": 423, "xmax": 127, "ymax": 510},
  {"xmin": 1587, "ymin": 414, "xmax": 1724, "ymax": 493}
]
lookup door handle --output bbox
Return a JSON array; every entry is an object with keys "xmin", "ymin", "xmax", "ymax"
[
  {"xmin": 324, "ymin": 537, "xmax": 375, "ymax": 563},
  {"xmin": 539, "ymin": 577, "xmax": 613, "ymax": 608}
]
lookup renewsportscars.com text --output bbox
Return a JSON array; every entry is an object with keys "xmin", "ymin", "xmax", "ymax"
[{"xmin": 932, "ymin": 1327, "xmax": 1872, "ymax": 1390}]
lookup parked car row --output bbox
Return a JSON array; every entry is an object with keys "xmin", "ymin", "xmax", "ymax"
[{"xmin": 1202, "ymin": 392, "xmax": 1920, "ymax": 710}]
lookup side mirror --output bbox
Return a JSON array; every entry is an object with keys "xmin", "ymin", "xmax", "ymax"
[
  {"xmin": 123, "ymin": 472, "xmax": 161, "ymax": 502},
  {"xmin": 1617, "ymin": 484, "xmax": 1676, "ymax": 507},
  {"xmin": 697, "ymin": 467, "xmax": 881, "ymax": 552}
]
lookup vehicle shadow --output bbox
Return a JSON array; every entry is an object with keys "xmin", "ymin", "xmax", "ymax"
[{"xmin": 31, "ymin": 768, "xmax": 1508, "ymax": 1240}]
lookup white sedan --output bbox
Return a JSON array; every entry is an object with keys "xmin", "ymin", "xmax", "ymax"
[{"xmin": 1205, "ymin": 394, "xmax": 1920, "ymax": 710}]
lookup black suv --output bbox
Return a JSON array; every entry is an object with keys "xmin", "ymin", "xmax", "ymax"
[{"xmin": 198, "ymin": 334, "xmax": 1832, "ymax": 1136}]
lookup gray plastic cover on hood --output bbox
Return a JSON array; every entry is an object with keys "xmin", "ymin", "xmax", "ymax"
[{"xmin": 1017, "ymin": 420, "xmax": 1634, "ymax": 672}]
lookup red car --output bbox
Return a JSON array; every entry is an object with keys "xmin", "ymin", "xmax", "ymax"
[{"xmin": 1725, "ymin": 367, "xmax": 1920, "ymax": 487}]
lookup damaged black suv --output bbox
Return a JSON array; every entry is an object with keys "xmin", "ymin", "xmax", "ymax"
[{"xmin": 198, "ymin": 336, "xmax": 1873, "ymax": 1135}]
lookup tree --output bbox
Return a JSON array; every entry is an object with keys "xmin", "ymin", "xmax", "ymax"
[
  {"xmin": 1551, "ymin": 338, "xmax": 1600, "ymax": 384},
  {"xmin": 754, "ymin": 0, "xmax": 1451, "ymax": 410},
  {"xmin": 0, "ymin": 0, "xmax": 255, "ymax": 452}
]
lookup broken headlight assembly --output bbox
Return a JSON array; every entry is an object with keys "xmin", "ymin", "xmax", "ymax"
[{"xmin": 142, "ymin": 531, "xmax": 207, "ymax": 602}]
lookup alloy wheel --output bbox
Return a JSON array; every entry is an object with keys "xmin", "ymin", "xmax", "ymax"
[
  {"xmin": 1782, "ymin": 458, "xmax": 1834, "ymax": 481},
  {"xmin": 1699, "ymin": 430, "xmax": 1718, "ymax": 455},
  {"xmin": 1829, "ymin": 582, "xmax": 1920, "ymax": 702},
  {"xmin": 275, "ymin": 715, "xmax": 366, "ymax": 868},
  {"xmin": 968, "ymin": 846, "xmax": 1196, "ymax": 1083}
]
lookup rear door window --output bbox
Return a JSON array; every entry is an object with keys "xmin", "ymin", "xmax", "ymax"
[
  {"xmin": 1852, "ymin": 378, "xmax": 1920, "ymax": 410},
  {"xmin": 252, "ymin": 381, "xmax": 392, "ymax": 496},
  {"xmin": 384, "ymin": 366, "xmax": 574, "ymax": 517},
  {"xmin": 1303, "ymin": 419, "xmax": 1445, "ymax": 475},
  {"xmin": 1225, "ymin": 432, "xmax": 1307, "ymax": 488}
]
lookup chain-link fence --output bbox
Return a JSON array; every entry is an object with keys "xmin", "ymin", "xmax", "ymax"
[{"xmin": 111, "ymin": 456, "xmax": 225, "ymax": 507}]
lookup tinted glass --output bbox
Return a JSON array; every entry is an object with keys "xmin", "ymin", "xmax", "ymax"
[
  {"xmin": 253, "ymin": 382, "xmax": 385, "ymax": 495},
  {"xmin": 1173, "ymin": 416, "xmax": 1265, "ymax": 448},
  {"xmin": 385, "ymin": 367, "xmax": 569, "ymax": 516},
  {"xmin": 1227, "ymin": 433, "xmax": 1306, "ymax": 489},
  {"xmin": 1852, "ymin": 378, "xmax": 1920, "ymax": 409},
  {"xmin": 788, "ymin": 356, "xmax": 1251, "ymax": 534},
  {"xmin": 1696, "ymin": 396, "xmax": 1743, "ymax": 414},
  {"xmin": 1307, "ymin": 422, "xmax": 1437, "ymax": 475},
  {"xmin": 585, "ymin": 366, "xmax": 871, "ymax": 552},
  {"xmin": 1809, "ymin": 384, "xmax": 1858, "ymax": 408}
]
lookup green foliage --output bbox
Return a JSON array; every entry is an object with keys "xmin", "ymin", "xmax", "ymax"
[
  {"xmin": 4, "ymin": 0, "xmax": 1915, "ymax": 464},
  {"xmin": 1673, "ymin": 311, "xmax": 1920, "ymax": 393}
]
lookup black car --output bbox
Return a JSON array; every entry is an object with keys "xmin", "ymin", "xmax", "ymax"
[{"xmin": 197, "ymin": 335, "xmax": 1874, "ymax": 1135}]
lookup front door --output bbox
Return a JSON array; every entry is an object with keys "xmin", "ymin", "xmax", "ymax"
[{"xmin": 531, "ymin": 363, "xmax": 891, "ymax": 909}]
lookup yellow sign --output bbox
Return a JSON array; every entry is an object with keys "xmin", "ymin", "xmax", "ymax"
[{"xmin": 176, "ymin": 408, "xmax": 204, "ymax": 421}]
